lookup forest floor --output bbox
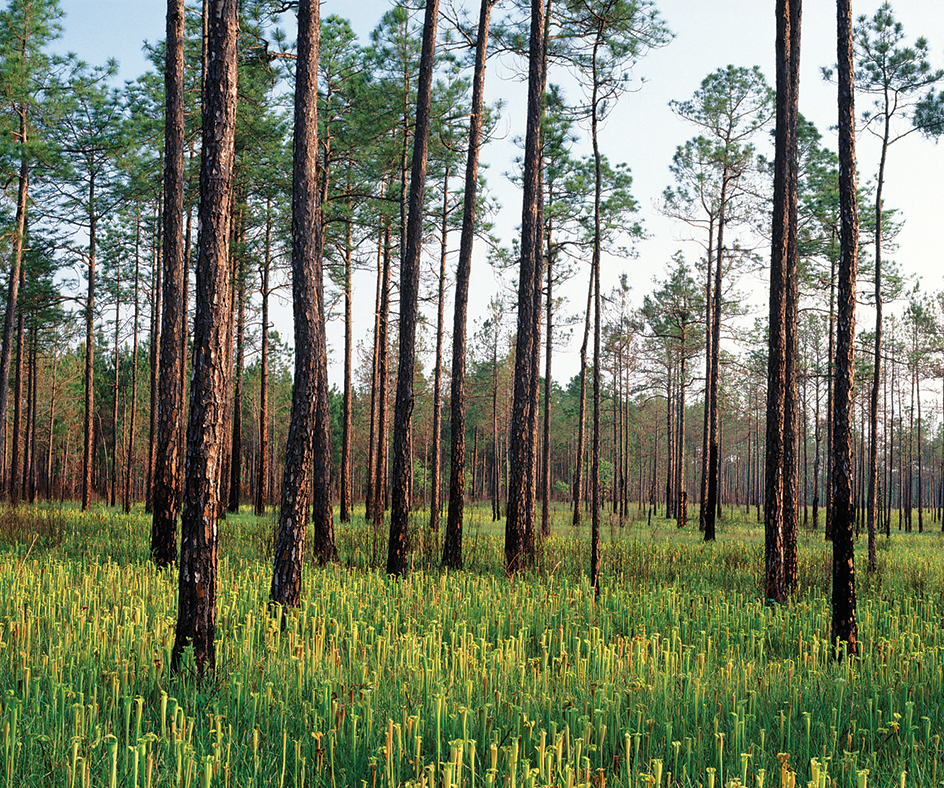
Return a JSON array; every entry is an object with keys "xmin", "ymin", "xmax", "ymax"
[{"xmin": 0, "ymin": 501, "xmax": 941, "ymax": 787}]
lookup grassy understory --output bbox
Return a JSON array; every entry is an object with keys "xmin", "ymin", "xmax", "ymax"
[{"xmin": 0, "ymin": 501, "xmax": 942, "ymax": 787}]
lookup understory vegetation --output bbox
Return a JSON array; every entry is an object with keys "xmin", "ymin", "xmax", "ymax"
[{"xmin": 0, "ymin": 503, "xmax": 941, "ymax": 787}]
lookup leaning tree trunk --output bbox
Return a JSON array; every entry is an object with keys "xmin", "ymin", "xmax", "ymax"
[
  {"xmin": 831, "ymin": 0, "xmax": 859, "ymax": 656},
  {"xmin": 171, "ymin": 0, "xmax": 238, "ymax": 675},
  {"xmin": 388, "ymin": 0, "xmax": 440, "ymax": 576}
]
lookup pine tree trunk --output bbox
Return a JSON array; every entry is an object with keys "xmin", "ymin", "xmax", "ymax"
[
  {"xmin": 10, "ymin": 303, "xmax": 23, "ymax": 505},
  {"xmin": 698, "ymin": 217, "xmax": 715, "ymax": 531},
  {"xmin": 82, "ymin": 174, "xmax": 97, "ymax": 511},
  {"xmin": 146, "ymin": 203, "xmax": 162, "ymax": 514},
  {"xmin": 764, "ymin": 0, "xmax": 801, "ymax": 602},
  {"xmin": 172, "ymin": 0, "xmax": 238, "ymax": 675},
  {"xmin": 430, "ymin": 168, "xmax": 450, "ymax": 534},
  {"xmin": 111, "ymin": 289, "xmax": 121, "ymax": 507},
  {"xmin": 373, "ymin": 223, "xmax": 392, "ymax": 527},
  {"xmin": 271, "ymin": 0, "xmax": 328, "ymax": 606},
  {"xmin": 831, "ymin": 0, "xmax": 860, "ymax": 656},
  {"xmin": 573, "ymin": 273, "xmax": 593, "ymax": 526},
  {"xmin": 388, "ymin": 0, "xmax": 440, "ymax": 576},
  {"xmin": 0, "ymin": 133, "xmax": 28, "ymax": 500},
  {"xmin": 365, "ymin": 232, "xmax": 383, "ymax": 521},
  {"xmin": 254, "ymin": 201, "xmax": 271, "ymax": 517},
  {"xmin": 703, "ymin": 176, "xmax": 726, "ymax": 542},
  {"xmin": 782, "ymin": 0, "xmax": 802, "ymax": 592},
  {"xmin": 125, "ymin": 210, "xmax": 141, "ymax": 514},
  {"xmin": 151, "ymin": 0, "xmax": 186, "ymax": 558},
  {"xmin": 541, "ymin": 241, "xmax": 553, "ymax": 538},
  {"xmin": 340, "ymin": 213, "xmax": 353, "ymax": 523},
  {"xmin": 228, "ymin": 259, "xmax": 245, "ymax": 513}
]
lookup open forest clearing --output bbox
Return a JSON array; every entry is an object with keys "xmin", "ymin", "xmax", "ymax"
[{"xmin": 0, "ymin": 504, "xmax": 942, "ymax": 787}]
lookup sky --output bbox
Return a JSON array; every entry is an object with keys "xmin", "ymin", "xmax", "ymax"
[{"xmin": 55, "ymin": 0, "xmax": 944, "ymax": 386}]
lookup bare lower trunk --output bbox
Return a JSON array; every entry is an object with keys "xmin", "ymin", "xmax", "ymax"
[
  {"xmin": 125, "ymin": 212, "xmax": 141, "ymax": 513},
  {"xmin": 831, "ymin": 0, "xmax": 859, "ymax": 655},
  {"xmin": 272, "ymin": 0, "xmax": 332, "ymax": 608},
  {"xmin": 0, "ymin": 141, "xmax": 29, "ymax": 499},
  {"xmin": 172, "ymin": 0, "xmax": 238, "ymax": 675},
  {"xmin": 254, "ymin": 202, "xmax": 271, "ymax": 517},
  {"xmin": 388, "ymin": 0, "xmax": 440, "ymax": 576}
]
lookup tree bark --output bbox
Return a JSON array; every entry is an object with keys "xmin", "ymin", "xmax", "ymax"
[
  {"xmin": 151, "ymin": 0, "xmax": 187, "ymax": 564},
  {"xmin": 388, "ymin": 0, "xmax": 440, "ymax": 576},
  {"xmin": 831, "ymin": 0, "xmax": 860, "ymax": 656},
  {"xmin": 765, "ymin": 0, "xmax": 801, "ymax": 603},
  {"xmin": 271, "ymin": 0, "xmax": 330, "ymax": 608},
  {"xmin": 171, "ymin": 0, "xmax": 238, "ymax": 675},
  {"xmin": 506, "ymin": 0, "xmax": 547, "ymax": 574}
]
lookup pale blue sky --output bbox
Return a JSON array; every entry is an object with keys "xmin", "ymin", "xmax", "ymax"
[{"xmin": 55, "ymin": 0, "xmax": 944, "ymax": 384}]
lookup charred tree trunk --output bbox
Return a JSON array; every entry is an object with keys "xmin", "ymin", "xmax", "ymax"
[{"xmin": 830, "ymin": 0, "xmax": 859, "ymax": 656}]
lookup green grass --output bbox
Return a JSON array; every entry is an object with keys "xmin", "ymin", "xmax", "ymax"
[{"xmin": 0, "ymin": 501, "xmax": 942, "ymax": 787}]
